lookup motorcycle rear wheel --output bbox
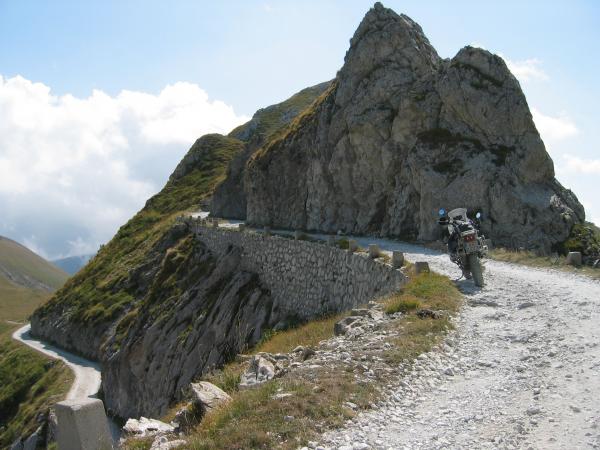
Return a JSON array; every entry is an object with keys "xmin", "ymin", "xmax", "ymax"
[{"xmin": 468, "ymin": 254, "xmax": 484, "ymax": 287}]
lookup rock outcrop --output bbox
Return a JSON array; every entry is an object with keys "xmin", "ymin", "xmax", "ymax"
[{"xmin": 212, "ymin": 2, "xmax": 584, "ymax": 251}]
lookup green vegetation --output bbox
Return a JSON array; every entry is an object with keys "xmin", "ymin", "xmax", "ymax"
[
  {"xmin": 383, "ymin": 270, "xmax": 461, "ymax": 365},
  {"xmin": 0, "ymin": 276, "xmax": 49, "ymax": 323},
  {"xmin": 0, "ymin": 324, "xmax": 72, "ymax": 447},
  {"xmin": 230, "ymin": 82, "xmax": 331, "ymax": 144},
  {"xmin": 36, "ymin": 135, "xmax": 245, "ymax": 325},
  {"xmin": 0, "ymin": 236, "xmax": 68, "ymax": 291}
]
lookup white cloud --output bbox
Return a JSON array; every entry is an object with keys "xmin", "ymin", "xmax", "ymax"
[
  {"xmin": 0, "ymin": 74, "xmax": 249, "ymax": 258},
  {"xmin": 504, "ymin": 58, "xmax": 548, "ymax": 82},
  {"xmin": 531, "ymin": 108, "xmax": 578, "ymax": 143},
  {"xmin": 561, "ymin": 154, "xmax": 600, "ymax": 175}
]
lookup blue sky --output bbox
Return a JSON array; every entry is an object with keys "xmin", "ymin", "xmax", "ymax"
[{"xmin": 0, "ymin": 0, "xmax": 598, "ymax": 257}]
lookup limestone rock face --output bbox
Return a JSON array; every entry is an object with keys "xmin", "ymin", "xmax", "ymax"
[
  {"xmin": 102, "ymin": 232, "xmax": 274, "ymax": 418},
  {"xmin": 239, "ymin": 2, "xmax": 583, "ymax": 251}
]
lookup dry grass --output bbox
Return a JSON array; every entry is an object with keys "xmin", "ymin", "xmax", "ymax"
[
  {"xmin": 383, "ymin": 270, "xmax": 462, "ymax": 365},
  {"xmin": 187, "ymin": 371, "xmax": 376, "ymax": 450},
  {"xmin": 489, "ymin": 248, "xmax": 600, "ymax": 280},
  {"xmin": 255, "ymin": 314, "xmax": 345, "ymax": 355}
]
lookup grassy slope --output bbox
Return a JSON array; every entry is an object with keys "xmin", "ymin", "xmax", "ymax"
[
  {"xmin": 124, "ymin": 270, "xmax": 460, "ymax": 450},
  {"xmin": 35, "ymin": 82, "xmax": 330, "ymax": 328},
  {"xmin": 36, "ymin": 135, "xmax": 245, "ymax": 325},
  {"xmin": 0, "ymin": 322, "xmax": 73, "ymax": 447},
  {"xmin": 0, "ymin": 242, "xmax": 72, "ymax": 446},
  {"xmin": 0, "ymin": 236, "xmax": 68, "ymax": 291}
]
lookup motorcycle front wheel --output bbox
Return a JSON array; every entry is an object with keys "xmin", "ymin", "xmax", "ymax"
[{"xmin": 468, "ymin": 254, "xmax": 484, "ymax": 287}]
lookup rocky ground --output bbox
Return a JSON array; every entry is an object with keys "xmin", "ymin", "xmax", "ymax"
[{"xmin": 316, "ymin": 242, "xmax": 600, "ymax": 450}]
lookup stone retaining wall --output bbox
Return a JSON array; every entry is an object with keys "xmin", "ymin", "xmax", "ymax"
[{"xmin": 190, "ymin": 221, "xmax": 407, "ymax": 321}]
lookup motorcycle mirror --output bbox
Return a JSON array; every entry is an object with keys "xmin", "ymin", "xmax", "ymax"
[
  {"xmin": 476, "ymin": 212, "xmax": 481, "ymax": 219},
  {"xmin": 439, "ymin": 208, "xmax": 446, "ymax": 216}
]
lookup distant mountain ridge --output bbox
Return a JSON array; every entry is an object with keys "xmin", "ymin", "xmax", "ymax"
[{"xmin": 52, "ymin": 254, "xmax": 94, "ymax": 275}]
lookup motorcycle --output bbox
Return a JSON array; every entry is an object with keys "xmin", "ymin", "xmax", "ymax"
[{"xmin": 438, "ymin": 207, "xmax": 488, "ymax": 287}]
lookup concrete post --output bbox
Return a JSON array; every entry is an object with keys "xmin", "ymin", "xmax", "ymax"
[
  {"xmin": 348, "ymin": 240, "xmax": 357, "ymax": 253},
  {"xmin": 54, "ymin": 398, "xmax": 113, "ymax": 450},
  {"xmin": 264, "ymin": 226, "xmax": 271, "ymax": 236},
  {"xmin": 392, "ymin": 251, "xmax": 404, "ymax": 268},
  {"xmin": 238, "ymin": 223, "xmax": 245, "ymax": 232},
  {"xmin": 294, "ymin": 230, "xmax": 301, "ymax": 240},
  {"xmin": 415, "ymin": 261, "xmax": 430, "ymax": 274},
  {"xmin": 368, "ymin": 244, "xmax": 380, "ymax": 259},
  {"xmin": 327, "ymin": 236, "xmax": 336, "ymax": 246},
  {"xmin": 566, "ymin": 252, "xmax": 582, "ymax": 267}
]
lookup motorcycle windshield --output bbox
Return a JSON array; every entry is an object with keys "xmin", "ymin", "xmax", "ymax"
[{"xmin": 448, "ymin": 208, "xmax": 468, "ymax": 221}]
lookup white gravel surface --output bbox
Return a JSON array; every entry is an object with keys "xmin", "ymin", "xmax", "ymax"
[
  {"xmin": 12, "ymin": 323, "xmax": 102, "ymax": 399},
  {"xmin": 318, "ymin": 239, "xmax": 600, "ymax": 450}
]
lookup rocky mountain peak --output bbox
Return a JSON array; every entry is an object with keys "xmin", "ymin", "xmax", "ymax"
[{"xmin": 336, "ymin": 3, "xmax": 440, "ymax": 107}]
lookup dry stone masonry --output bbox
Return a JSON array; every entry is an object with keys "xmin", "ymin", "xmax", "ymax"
[{"xmin": 192, "ymin": 221, "xmax": 407, "ymax": 322}]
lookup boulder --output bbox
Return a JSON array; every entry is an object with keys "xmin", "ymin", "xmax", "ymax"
[
  {"xmin": 240, "ymin": 356, "xmax": 276, "ymax": 388},
  {"xmin": 123, "ymin": 417, "xmax": 174, "ymax": 437},
  {"xmin": 189, "ymin": 381, "xmax": 232, "ymax": 414},
  {"xmin": 368, "ymin": 244, "xmax": 381, "ymax": 259},
  {"xmin": 334, "ymin": 316, "xmax": 362, "ymax": 336}
]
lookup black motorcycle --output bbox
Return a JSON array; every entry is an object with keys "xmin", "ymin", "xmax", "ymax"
[{"xmin": 438, "ymin": 208, "xmax": 488, "ymax": 287}]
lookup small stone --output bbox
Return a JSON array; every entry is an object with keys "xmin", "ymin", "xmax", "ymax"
[
  {"xmin": 569, "ymin": 405, "xmax": 581, "ymax": 413},
  {"xmin": 526, "ymin": 407, "xmax": 541, "ymax": 416},
  {"xmin": 443, "ymin": 367, "xmax": 455, "ymax": 376},
  {"xmin": 283, "ymin": 415, "xmax": 295, "ymax": 422}
]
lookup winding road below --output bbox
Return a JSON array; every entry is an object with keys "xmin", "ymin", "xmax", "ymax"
[{"xmin": 12, "ymin": 324, "xmax": 102, "ymax": 399}]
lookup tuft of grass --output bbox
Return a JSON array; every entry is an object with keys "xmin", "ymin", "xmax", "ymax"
[
  {"xmin": 383, "ymin": 270, "xmax": 462, "ymax": 365},
  {"xmin": 385, "ymin": 295, "xmax": 421, "ymax": 314},
  {"xmin": 254, "ymin": 313, "xmax": 344, "ymax": 355}
]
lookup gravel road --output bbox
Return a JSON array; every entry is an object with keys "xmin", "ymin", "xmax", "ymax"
[
  {"xmin": 13, "ymin": 324, "xmax": 102, "ymax": 399},
  {"xmin": 319, "ymin": 239, "xmax": 600, "ymax": 450}
]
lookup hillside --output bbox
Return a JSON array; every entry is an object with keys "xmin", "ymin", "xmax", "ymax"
[
  {"xmin": 30, "ymin": 83, "xmax": 330, "ymax": 414},
  {"xmin": 0, "ymin": 238, "xmax": 71, "ymax": 448},
  {"xmin": 0, "ymin": 236, "xmax": 68, "ymax": 292},
  {"xmin": 0, "ymin": 236, "xmax": 68, "ymax": 322}
]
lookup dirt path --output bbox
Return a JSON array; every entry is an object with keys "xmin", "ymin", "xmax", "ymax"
[
  {"xmin": 12, "ymin": 324, "xmax": 102, "ymax": 400},
  {"xmin": 318, "ymin": 240, "xmax": 600, "ymax": 450}
]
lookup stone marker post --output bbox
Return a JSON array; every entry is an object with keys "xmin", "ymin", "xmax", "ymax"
[
  {"xmin": 368, "ymin": 244, "xmax": 380, "ymax": 259},
  {"xmin": 327, "ymin": 236, "xmax": 336, "ymax": 246},
  {"xmin": 348, "ymin": 240, "xmax": 357, "ymax": 253},
  {"xmin": 294, "ymin": 230, "xmax": 301, "ymax": 240},
  {"xmin": 55, "ymin": 398, "xmax": 113, "ymax": 450},
  {"xmin": 566, "ymin": 251, "xmax": 582, "ymax": 267},
  {"xmin": 238, "ymin": 223, "xmax": 245, "ymax": 232},
  {"xmin": 264, "ymin": 226, "xmax": 271, "ymax": 236},
  {"xmin": 392, "ymin": 251, "xmax": 404, "ymax": 268}
]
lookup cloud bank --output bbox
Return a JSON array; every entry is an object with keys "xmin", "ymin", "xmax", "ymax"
[{"xmin": 0, "ymin": 75, "xmax": 249, "ymax": 258}]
